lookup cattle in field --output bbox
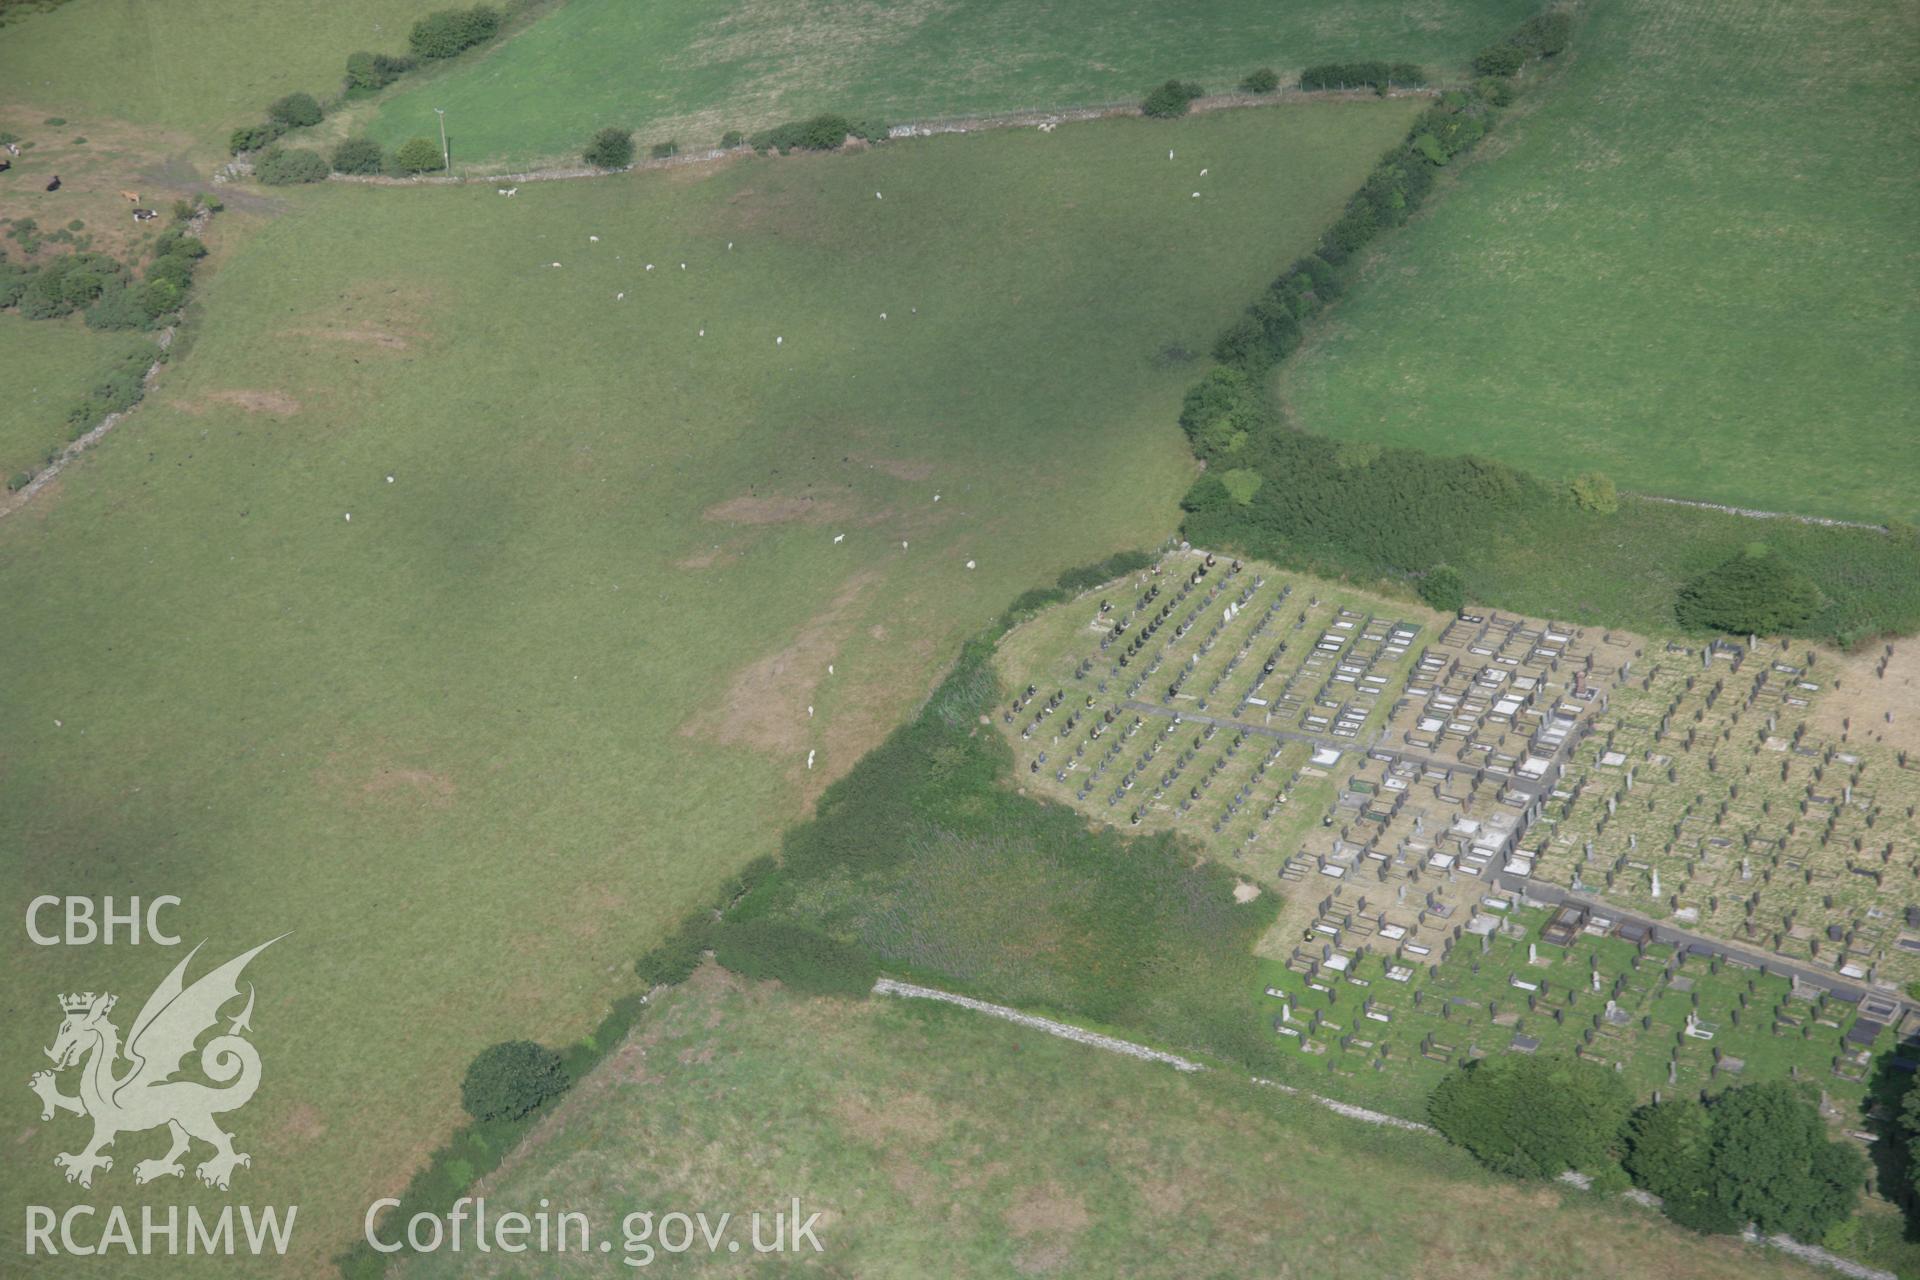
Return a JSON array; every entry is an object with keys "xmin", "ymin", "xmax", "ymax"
[{"xmin": 45, "ymin": 175, "xmax": 61, "ymax": 191}]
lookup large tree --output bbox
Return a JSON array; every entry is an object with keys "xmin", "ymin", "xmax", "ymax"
[
  {"xmin": 1708, "ymin": 1082, "xmax": 1865, "ymax": 1239},
  {"xmin": 1428, "ymin": 1053, "xmax": 1632, "ymax": 1179},
  {"xmin": 1621, "ymin": 1100, "xmax": 1741, "ymax": 1233}
]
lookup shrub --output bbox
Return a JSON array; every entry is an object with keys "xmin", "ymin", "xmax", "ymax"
[
  {"xmin": 1675, "ymin": 548, "xmax": 1823, "ymax": 634},
  {"xmin": 1428, "ymin": 1053, "xmax": 1631, "ymax": 1179},
  {"xmin": 1300, "ymin": 61, "xmax": 1425, "ymax": 93},
  {"xmin": 1569, "ymin": 471, "xmax": 1619, "ymax": 514},
  {"xmin": 330, "ymin": 137, "xmax": 385, "ymax": 175},
  {"xmin": 1707, "ymin": 1082, "xmax": 1865, "ymax": 1239},
  {"xmin": 1472, "ymin": 42, "xmax": 1528, "ymax": 77},
  {"xmin": 253, "ymin": 146, "xmax": 330, "ymax": 186},
  {"xmin": 583, "ymin": 127, "xmax": 634, "ymax": 168},
  {"xmin": 1418, "ymin": 565, "xmax": 1466, "ymax": 613},
  {"xmin": 409, "ymin": 5, "xmax": 501, "ymax": 60},
  {"xmin": 1142, "ymin": 79, "xmax": 1204, "ymax": 118},
  {"xmin": 7, "ymin": 471, "xmax": 32, "ymax": 492},
  {"xmin": 720, "ymin": 129, "xmax": 744, "ymax": 149},
  {"xmin": 1621, "ymin": 1100, "xmax": 1743, "ymax": 1233},
  {"xmin": 267, "ymin": 92, "xmax": 322, "ymax": 128},
  {"xmin": 1240, "ymin": 68, "xmax": 1280, "ymax": 94},
  {"xmin": 649, "ymin": 139, "xmax": 677, "ymax": 159},
  {"xmin": 1474, "ymin": 76, "xmax": 1518, "ymax": 107},
  {"xmin": 459, "ymin": 1040, "xmax": 568, "ymax": 1122},
  {"xmin": 18, "ymin": 253, "xmax": 123, "ymax": 320},
  {"xmin": 634, "ymin": 914, "xmax": 713, "ymax": 988},
  {"xmin": 391, "ymin": 136, "xmax": 445, "ymax": 174},
  {"xmin": 749, "ymin": 113, "xmax": 884, "ymax": 154},
  {"xmin": 712, "ymin": 920, "xmax": 877, "ymax": 998},
  {"xmin": 1516, "ymin": 10, "xmax": 1574, "ymax": 57},
  {"xmin": 345, "ymin": 50, "xmax": 414, "ymax": 91},
  {"xmin": 228, "ymin": 120, "xmax": 285, "ymax": 155}
]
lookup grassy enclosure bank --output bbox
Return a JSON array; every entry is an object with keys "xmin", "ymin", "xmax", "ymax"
[
  {"xmin": 362, "ymin": 0, "xmax": 1537, "ymax": 167},
  {"xmin": 0, "ymin": 103, "xmax": 1418, "ymax": 1269},
  {"xmin": 1275, "ymin": 0, "xmax": 1920, "ymax": 524}
]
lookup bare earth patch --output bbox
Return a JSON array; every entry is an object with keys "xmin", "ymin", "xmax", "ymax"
[
  {"xmin": 701, "ymin": 492, "xmax": 845, "ymax": 525},
  {"xmin": 1004, "ymin": 1182, "xmax": 1091, "ymax": 1274},
  {"xmin": 200, "ymin": 388, "xmax": 302, "ymax": 415},
  {"xmin": 1810, "ymin": 640, "xmax": 1920, "ymax": 758},
  {"xmin": 853, "ymin": 454, "xmax": 936, "ymax": 483},
  {"xmin": 681, "ymin": 570, "xmax": 878, "ymax": 758}
]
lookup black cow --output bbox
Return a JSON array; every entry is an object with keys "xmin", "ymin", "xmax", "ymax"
[{"xmin": 45, "ymin": 174, "xmax": 61, "ymax": 191}]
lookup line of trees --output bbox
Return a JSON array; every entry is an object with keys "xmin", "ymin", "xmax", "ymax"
[{"xmin": 1430, "ymin": 1055, "xmax": 1866, "ymax": 1243}]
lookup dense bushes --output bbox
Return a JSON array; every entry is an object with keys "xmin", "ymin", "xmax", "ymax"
[
  {"xmin": 254, "ymin": 146, "xmax": 330, "ymax": 186},
  {"xmin": 1428, "ymin": 1053, "xmax": 1632, "ymax": 1179},
  {"xmin": 345, "ymin": 50, "xmax": 414, "ymax": 92},
  {"xmin": 267, "ymin": 92, "xmax": 323, "ymax": 128},
  {"xmin": 749, "ymin": 113, "xmax": 887, "ymax": 154},
  {"xmin": 1141, "ymin": 79, "xmax": 1204, "ymax": 118},
  {"xmin": 392, "ymin": 136, "xmax": 445, "ymax": 174},
  {"xmin": 1675, "ymin": 548, "xmax": 1823, "ymax": 635},
  {"xmin": 229, "ymin": 121, "xmax": 286, "ymax": 156},
  {"xmin": 409, "ymin": 5, "xmax": 500, "ymax": 60},
  {"xmin": 1239, "ymin": 68, "xmax": 1279, "ymax": 94},
  {"xmin": 458, "ymin": 1040, "xmax": 568, "ymax": 1122},
  {"xmin": 712, "ymin": 920, "xmax": 879, "ymax": 998},
  {"xmin": 1621, "ymin": 1084, "xmax": 1864, "ymax": 1239},
  {"xmin": 1299, "ymin": 61, "xmax": 1425, "ymax": 93},
  {"xmin": 997, "ymin": 548, "xmax": 1157, "ymax": 630},
  {"xmin": 330, "ymin": 137, "xmax": 385, "ymax": 175},
  {"xmin": 1417, "ymin": 565, "xmax": 1466, "ymax": 612},
  {"xmin": 582, "ymin": 126, "xmax": 634, "ymax": 169},
  {"xmin": 1620, "ymin": 1099, "xmax": 1742, "ymax": 1232},
  {"xmin": 1475, "ymin": 7, "xmax": 1573, "ymax": 78}
]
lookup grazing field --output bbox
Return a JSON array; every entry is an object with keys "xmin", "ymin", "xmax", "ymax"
[
  {"xmin": 1275, "ymin": 0, "xmax": 1920, "ymax": 524},
  {"xmin": 0, "ymin": 103, "xmax": 1418, "ymax": 1270},
  {"xmin": 395, "ymin": 966, "xmax": 1822, "ymax": 1279},
  {"xmin": 0, "ymin": 313, "xmax": 153, "ymax": 482},
  {"xmin": 0, "ymin": 0, "xmax": 452, "ymax": 141},
  {"xmin": 359, "ymin": 0, "xmax": 1537, "ymax": 167}
]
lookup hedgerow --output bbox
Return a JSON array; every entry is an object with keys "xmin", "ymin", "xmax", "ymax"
[
  {"xmin": 1299, "ymin": 61, "xmax": 1426, "ymax": 93},
  {"xmin": 749, "ymin": 114, "xmax": 887, "ymax": 154}
]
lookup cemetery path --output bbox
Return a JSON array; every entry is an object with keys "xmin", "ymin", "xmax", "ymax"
[{"xmin": 1490, "ymin": 874, "xmax": 1917, "ymax": 1022}]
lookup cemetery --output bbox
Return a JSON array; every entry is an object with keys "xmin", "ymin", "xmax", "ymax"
[{"xmin": 997, "ymin": 548, "xmax": 1920, "ymax": 1135}]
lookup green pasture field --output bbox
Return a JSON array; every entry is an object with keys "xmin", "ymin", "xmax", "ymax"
[
  {"xmin": 0, "ymin": 103, "xmax": 1418, "ymax": 1269},
  {"xmin": 1274, "ymin": 0, "xmax": 1920, "ymax": 524},
  {"xmin": 359, "ymin": 0, "xmax": 1538, "ymax": 168},
  {"xmin": 0, "ymin": 0, "xmax": 454, "ymax": 141},
  {"xmin": 0, "ymin": 312, "xmax": 153, "ymax": 481},
  {"xmin": 398, "ymin": 966, "xmax": 1824, "ymax": 1279}
]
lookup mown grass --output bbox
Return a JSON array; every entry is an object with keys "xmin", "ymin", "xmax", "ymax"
[
  {"xmin": 0, "ymin": 311, "xmax": 153, "ymax": 480},
  {"xmin": 359, "ymin": 0, "xmax": 1537, "ymax": 167},
  {"xmin": 0, "ymin": 103, "xmax": 1416, "ymax": 1270},
  {"xmin": 1275, "ymin": 0, "xmax": 1919, "ymax": 524},
  {"xmin": 398, "ymin": 967, "xmax": 1823, "ymax": 1279}
]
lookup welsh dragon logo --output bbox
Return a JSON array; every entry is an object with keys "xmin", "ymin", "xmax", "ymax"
[{"xmin": 30, "ymin": 937, "xmax": 283, "ymax": 1191}]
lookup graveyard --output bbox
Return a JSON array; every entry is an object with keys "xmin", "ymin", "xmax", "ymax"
[
  {"xmin": 4, "ymin": 0, "xmax": 1916, "ymax": 1275},
  {"xmin": 996, "ymin": 549, "xmax": 1920, "ymax": 1135}
]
